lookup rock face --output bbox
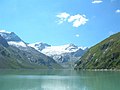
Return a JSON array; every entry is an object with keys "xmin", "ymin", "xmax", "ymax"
[
  {"xmin": 75, "ymin": 32, "xmax": 120, "ymax": 70},
  {"xmin": 0, "ymin": 30, "xmax": 62, "ymax": 69},
  {"xmin": 29, "ymin": 43, "xmax": 88, "ymax": 68},
  {"xmin": 0, "ymin": 35, "xmax": 9, "ymax": 47},
  {"xmin": 0, "ymin": 31, "xmax": 22, "ymax": 42},
  {"xmin": 0, "ymin": 30, "xmax": 27, "ymax": 48}
]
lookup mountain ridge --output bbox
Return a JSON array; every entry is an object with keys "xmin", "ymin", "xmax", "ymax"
[
  {"xmin": 75, "ymin": 32, "xmax": 120, "ymax": 70},
  {"xmin": 0, "ymin": 30, "xmax": 62, "ymax": 69},
  {"xmin": 29, "ymin": 42, "xmax": 88, "ymax": 68}
]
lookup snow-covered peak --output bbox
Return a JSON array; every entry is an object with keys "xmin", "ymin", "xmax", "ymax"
[
  {"xmin": 65, "ymin": 43, "xmax": 87, "ymax": 50},
  {"xmin": 0, "ymin": 30, "xmax": 27, "ymax": 48},
  {"xmin": 64, "ymin": 43, "xmax": 78, "ymax": 51},
  {"xmin": 30, "ymin": 42, "xmax": 51, "ymax": 47},
  {"xmin": 78, "ymin": 46, "xmax": 87, "ymax": 50},
  {"xmin": 0, "ymin": 30, "xmax": 22, "ymax": 42},
  {"xmin": 8, "ymin": 41, "xmax": 27, "ymax": 47},
  {"xmin": 39, "ymin": 43, "xmax": 83, "ymax": 56},
  {"xmin": 29, "ymin": 42, "xmax": 87, "ymax": 56},
  {"xmin": 28, "ymin": 42, "xmax": 51, "ymax": 51},
  {"xmin": 28, "ymin": 42, "xmax": 88, "ymax": 68}
]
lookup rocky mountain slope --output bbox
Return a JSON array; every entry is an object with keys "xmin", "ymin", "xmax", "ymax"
[
  {"xmin": 29, "ymin": 42, "xmax": 88, "ymax": 68},
  {"xmin": 75, "ymin": 32, "xmax": 120, "ymax": 70},
  {"xmin": 0, "ymin": 35, "xmax": 9, "ymax": 47},
  {"xmin": 0, "ymin": 30, "xmax": 62, "ymax": 69}
]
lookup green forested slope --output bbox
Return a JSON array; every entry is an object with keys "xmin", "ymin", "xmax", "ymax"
[{"xmin": 75, "ymin": 32, "xmax": 120, "ymax": 69}]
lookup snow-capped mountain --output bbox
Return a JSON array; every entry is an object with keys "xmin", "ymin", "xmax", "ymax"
[
  {"xmin": 0, "ymin": 30, "xmax": 88, "ymax": 69},
  {"xmin": 29, "ymin": 42, "xmax": 88, "ymax": 68},
  {"xmin": 0, "ymin": 30, "xmax": 62, "ymax": 69},
  {"xmin": 42, "ymin": 44, "xmax": 86, "ymax": 55},
  {"xmin": 0, "ymin": 30, "xmax": 27, "ymax": 48},
  {"xmin": 29, "ymin": 42, "xmax": 51, "ymax": 51}
]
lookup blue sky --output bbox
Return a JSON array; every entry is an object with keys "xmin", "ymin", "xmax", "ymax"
[{"xmin": 0, "ymin": 0, "xmax": 120, "ymax": 47}]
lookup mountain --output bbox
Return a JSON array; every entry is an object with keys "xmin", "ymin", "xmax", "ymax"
[
  {"xmin": 0, "ymin": 30, "xmax": 27, "ymax": 48},
  {"xmin": 29, "ymin": 42, "xmax": 51, "ymax": 51},
  {"xmin": 29, "ymin": 42, "xmax": 88, "ymax": 68},
  {"xmin": 0, "ymin": 31, "xmax": 22, "ymax": 42},
  {"xmin": 75, "ymin": 32, "xmax": 120, "ymax": 70},
  {"xmin": 0, "ymin": 30, "xmax": 62, "ymax": 69}
]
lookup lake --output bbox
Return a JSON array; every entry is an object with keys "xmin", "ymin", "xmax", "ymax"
[{"xmin": 0, "ymin": 69, "xmax": 120, "ymax": 90}]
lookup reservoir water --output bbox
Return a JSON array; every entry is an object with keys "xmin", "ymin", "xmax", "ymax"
[{"xmin": 0, "ymin": 69, "xmax": 120, "ymax": 90}]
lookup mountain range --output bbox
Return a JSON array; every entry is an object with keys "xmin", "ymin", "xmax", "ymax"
[
  {"xmin": 1, "ymin": 30, "xmax": 119, "ymax": 70},
  {"xmin": 29, "ymin": 43, "xmax": 88, "ymax": 68},
  {"xmin": 0, "ymin": 30, "xmax": 62, "ymax": 69},
  {"xmin": 0, "ymin": 30, "xmax": 87, "ymax": 69}
]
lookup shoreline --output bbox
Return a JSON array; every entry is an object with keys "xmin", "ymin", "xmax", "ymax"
[
  {"xmin": 0, "ymin": 68, "xmax": 120, "ymax": 71},
  {"xmin": 75, "ymin": 69, "xmax": 120, "ymax": 71}
]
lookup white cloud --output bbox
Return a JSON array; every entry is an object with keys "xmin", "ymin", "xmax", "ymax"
[
  {"xmin": 56, "ymin": 12, "xmax": 70, "ymax": 24},
  {"xmin": 75, "ymin": 34, "xmax": 80, "ymax": 37},
  {"xmin": 116, "ymin": 9, "xmax": 120, "ymax": 13},
  {"xmin": 56, "ymin": 13, "xmax": 88, "ymax": 28},
  {"xmin": 68, "ymin": 14, "xmax": 88, "ymax": 27},
  {"xmin": 92, "ymin": 0, "xmax": 103, "ymax": 4}
]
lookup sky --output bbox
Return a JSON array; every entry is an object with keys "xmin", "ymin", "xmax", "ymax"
[{"xmin": 0, "ymin": 0, "xmax": 120, "ymax": 47}]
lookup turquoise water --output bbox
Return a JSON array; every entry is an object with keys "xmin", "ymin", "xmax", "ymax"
[{"xmin": 0, "ymin": 69, "xmax": 120, "ymax": 90}]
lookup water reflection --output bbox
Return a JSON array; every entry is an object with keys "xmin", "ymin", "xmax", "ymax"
[
  {"xmin": 40, "ymin": 75, "xmax": 86, "ymax": 90},
  {"xmin": 0, "ymin": 70, "xmax": 120, "ymax": 90}
]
